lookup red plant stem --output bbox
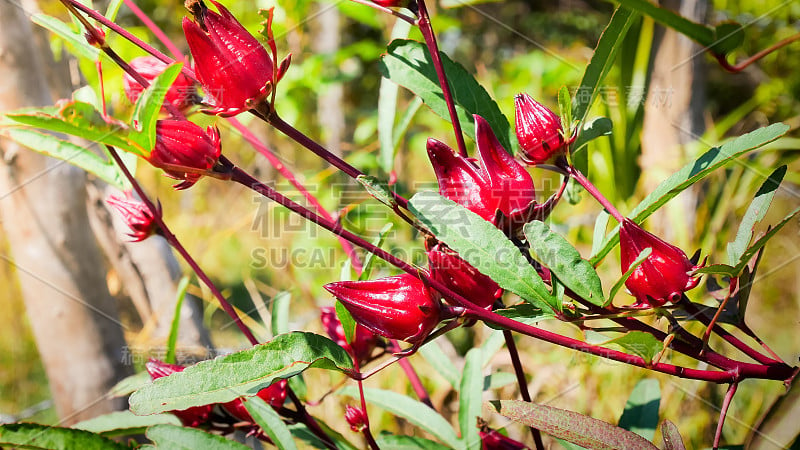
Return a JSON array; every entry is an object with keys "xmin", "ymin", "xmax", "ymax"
[
  {"xmin": 416, "ymin": 0, "xmax": 468, "ymax": 158},
  {"xmin": 391, "ymin": 340, "xmax": 434, "ymax": 408},
  {"xmin": 122, "ymin": 0, "xmax": 184, "ymax": 59},
  {"xmin": 227, "ymin": 119, "xmax": 364, "ymax": 273},
  {"xmin": 713, "ymin": 32, "xmax": 800, "ymax": 73},
  {"xmin": 227, "ymin": 163, "xmax": 795, "ymax": 383},
  {"xmin": 566, "ymin": 165, "xmax": 624, "ymax": 222},
  {"xmin": 106, "ymin": 147, "xmax": 259, "ymax": 345},
  {"xmin": 105, "ymin": 1, "xmax": 364, "ymax": 273},
  {"xmin": 286, "ymin": 388, "xmax": 339, "ymax": 450},
  {"xmin": 503, "ymin": 330, "xmax": 545, "ymax": 450},
  {"xmin": 352, "ymin": 358, "xmax": 380, "ymax": 450},
  {"xmin": 713, "ymin": 382, "xmax": 738, "ymax": 450},
  {"xmin": 60, "ymin": 0, "xmax": 188, "ymax": 76},
  {"xmin": 266, "ymin": 113, "xmax": 410, "ymax": 210},
  {"xmin": 679, "ymin": 297, "xmax": 781, "ymax": 366}
]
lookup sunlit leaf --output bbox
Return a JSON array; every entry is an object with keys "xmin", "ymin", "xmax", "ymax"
[
  {"xmin": 130, "ymin": 332, "xmax": 353, "ymax": 415},
  {"xmin": 0, "ymin": 423, "xmax": 127, "ymax": 450},
  {"xmin": 618, "ymin": 379, "xmax": 660, "ymax": 441},
  {"xmin": 145, "ymin": 424, "xmax": 249, "ymax": 449}
]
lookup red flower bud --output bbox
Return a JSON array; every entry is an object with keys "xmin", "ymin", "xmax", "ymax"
[
  {"xmin": 514, "ymin": 93, "xmax": 566, "ymax": 165},
  {"xmin": 427, "ymin": 115, "xmax": 538, "ymax": 234},
  {"xmin": 324, "ymin": 274, "xmax": 441, "ymax": 346},
  {"xmin": 148, "ymin": 119, "xmax": 222, "ymax": 189},
  {"xmin": 427, "ymin": 244, "xmax": 501, "ymax": 309},
  {"xmin": 320, "ymin": 306, "xmax": 378, "ymax": 363},
  {"xmin": 344, "ymin": 405, "xmax": 367, "ymax": 432},
  {"xmin": 619, "ymin": 219, "xmax": 701, "ymax": 307},
  {"xmin": 221, "ymin": 379, "xmax": 287, "ymax": 423},
  {"xmin": 123, "ymin": 56, "xmax": 199, "ymax": 112},
  {"xmin": 145, "ymin": 359, "xmax": 214, "ymax": 427},
  {"xmin": 106, "ymin": 192, "xmax": 161, "ymax": 242},
  {"xmin": 479, "ymin": 427, "xmax": 529, "ymax": 450},
  {"xmin": 182, "ymin": 0, "xmax": 274, "ymax": 116}
]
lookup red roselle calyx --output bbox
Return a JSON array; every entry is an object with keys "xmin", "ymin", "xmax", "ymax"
[
  {"xmin": 145, "ymin": 359, "xmax": 214, "ymax": 427},
  {"xmin": 148, "ymin": 119, "xmax": 222, "ymax": 189},
  {"xmin": 619, "ymin": 219, "xmax": 702, "ymax": 308},
  {"xmin": 106, "ymin": 192, "xmax": 161, "ymax": 242},
  {"xmin": 427, "ymin": 243, "xmax": 501, "ymax": 310},
  {"xmin": 427, "ymin": 114, "xmax": 543, "ymax": 235},
  {"xmin": 221, "ymin": 379, "xmax": 287, "ymax": 423},
  {"xmin": 123, "ymin": 56, "xmax": 199, "ymax": 113},
  {"xmin": 320, "ymin": 306, "xmax": 378, "ymax": 363},
  {"xmin": 323, "ymin": 274, "xmax": 441, "ymax": 346},
  {"xmin": 514, "ymin": 93, "xmax": 567, "ymax": 165},
  {"xmin": 182, "ymin": 0, "xmax": 277, "ymax": 116},
  {"xmin": 344, "ymin": 405, "xmax": 367, "ymax": 432}
]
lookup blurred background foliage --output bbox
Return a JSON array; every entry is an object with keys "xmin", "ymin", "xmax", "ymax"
[{"xmin": 1, "ymin": 0, "xmax": 798, "ymax": 447}]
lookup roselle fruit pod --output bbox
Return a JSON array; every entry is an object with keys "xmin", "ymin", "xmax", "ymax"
[
  {"xmin": 221, "ymin": 379, "xmax": 288, "ymax": 423},
  {"xmin": 320, "ymin": 306, "xmax": 378, "ymax": 363},
  {"xmin": 426, "ymin": 115, "xmax": 536, "ymax": 232},
  {"xmin": 324, "ymin": 274, "xmax": 441, "ymax": 346},
  {"xmin": 123, "ymin": 56, "xmax": 199, "ymax": 112},
  {"xmin": 182, "ymin": 0, "xmax": 274, "ymax": 116},
  {"xmin": 145, "ymin": 359, "xmax": 214, "ymax": 427},
  {"xmin": 148, "ymin": 119, "xmax": 222, "ymax": 189},
  {"xmin": 514, "ymin": 93, "xmax": 566, "ymax": 165},
  {"xmin": 619, "ymin": 218, "xmax": 701, "ymax": 307},
  {"xmin": 427, "ymin": 244, "xmax": 501, "ymax": 309},
  {"xmin": 106, "ymin": 192, "xmax": 160, "ymax": 242}
]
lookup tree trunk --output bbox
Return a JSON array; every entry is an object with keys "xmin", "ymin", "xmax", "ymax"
[
  {"xmin": 640, "ymin": 0, "xmax": 707, "ymax": 241},
  {"xmin": 0, "ymin": 4, "xmax": 130, "ymax": 424}
]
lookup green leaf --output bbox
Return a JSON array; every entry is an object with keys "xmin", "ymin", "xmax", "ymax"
[
  {"xmin": 0, "ymin": 423, "xmax": 127, "ymax": 450},
  {"xmin": 660, "ymin": 420, "xmax": 687, "ymax": 450},
  {"xmin": 419, "ymin": 340, "xmax": 460, "ymax": 387},
  {"xmin": 711, "ymin": 22, "xmax": 745, "ymax": 55},
  {"xmin": 109, "ymin": 371, "xmax": 150, "ymax": 397},
  {"xmin": 727, "ymin": 166, "xmax": 787, "ymax": 266},
  {"xmin": 335, "ymin": 300, "xmax": 357, "ymax": 346},
  {"xmin": 591, "ymin": 211, "xmax": 611, "ymax": 257},
  {"xmin": 271, "ymin": 291, "xmax": 291, "ymax": 336},
  {"xmin": 375, "ymin": 433, "xmax": 444, "ymax": 449},
  {"xmin": 409, "ymin": 192, "xmax": 557, "ymax": 311},
  {"xmin": 601, "ymin": 331, "xmax": 664, "ymax": 364},
  {"xmin": 339, "ymin": 386, "xmax": 460, "ymax": 448},
  {"xmin": 590, "ymin": 123, "xmax": 790, "ymax": 264},
  {"xmin": 165, "ymin": 276, "xmax": 191, "ymax": 364},
  {"xmin": 5, "ymin": 101, "xmax": 148, "ymax": 156},
  {"xmin": 484, "ymin": 372, "xmax": 517, "ymax": 390},
  {"xmin": 146, "ymin": 424, "xmax": 250, "ymax": 449},
  {"xmin": 357, "ymin": 175, "xmax": 396, "ymax": 208},
  {"xmin": 459, "ymin": 348, "xmax": 483, "ymax": 450},
  {"xmin": 380, "ymin": 39, "xmax": 514, "ymax": 151},
  {"xmin": 360, "ymin": 222, "xmax": 394, "ymax": 281},
  {"xmin": 618, "ymin": 379, "xmax": 660, "ymax": 441},
  {"xmin": 487, "ymin": 400, "xmax": 658, "ymax": 450},
  {"xmin": 104, "ymin": 0, "xmax": 125, "ymax": 21},
  {"xmin": 607, "ymin": 247, "xmax": 652, "ymax": 306},
  {"xmin": 572, "ymin": 117, "xmax": 613, "ymax": 156},
  {"xmin": 130, "ymin": 63, "xmax": 184, "ymax": 152},
  {"xmin": 243, "ymin": 396, "xmax": 298, "ymax": 450},
  {"xmin": 730, "ymin": 205, "xmax": 800, "ymax": 274},
  {"xmin": 573, "ymin": 7, "xmax": 638, "ymax": 127},
  {"xmin": 378, "ymin": 18, "xmax": 413, "ymax": 173},
  {"xmin": 524, "ymin": 221, "xmax": 605, "ymax": 306},
  {"xmin": 558, "ymin": 85, "xmax": 573, "ymax": 136},
  {"xmin": 72, "ymin": 410, "xmax": 180, "ymax": 437},
  {"xmin": 129, "ymin": 332, "xmax": 353, "ymax": 415},
  {"xmin": 0, "ymin": 127, "xmax": 129, "ymax": 189},
  {"xmin": 486, "ymin": 303, "xmax": 555, "ymax": 330},
  {"xmin": 613, "ymin": 0, "xmax": 714, "ymax": 46},
  {"xmin": 287, "ymin": 420, "xmax": 357, "ymax": 450},
  {"xmin": 31, "ymin": 13, "xmax": 100, "ymax": 60}
]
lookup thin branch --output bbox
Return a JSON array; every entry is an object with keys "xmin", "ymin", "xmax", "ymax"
[
  {"xmin": 713, "ymin": 383, "xmax": 739, "ymax": 450},
  {"xmin": 503, "ymin": 330, "xmax": 545, "ymax": 450},
  {"xmin": 713, "ymin": 32, "xmax": 800, "ymax": 73}
]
